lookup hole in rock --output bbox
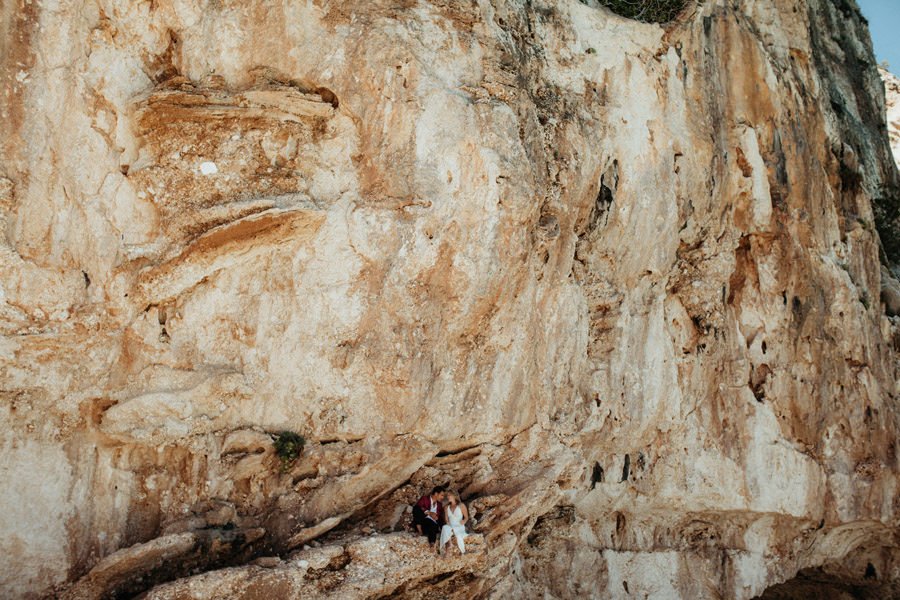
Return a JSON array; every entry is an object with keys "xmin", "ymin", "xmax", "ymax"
[
  {"xmin": 621, "ymin": 454, "xmax": 630, "ymax": 482},
  {"xmin": 588, "ymin": 160, "xmax": 618, "ymax": 233},
  {"xmin": 755, "ymin": 541, "xmax": 898, "ymax": 600},
  {"xmin": 751, "ymin": 364, "xmax": 771, "ymax": 403},
  {"xmin": 435, "ymin": 444, "xmax": 479, "ymax": 458},
  {"xmin": 830, "ymin": 97, "xmax": 845, "ymax": 115},
  {"xmin": 537, "ymin": 213, "xmax": 560, "ymax": 239},
  {"xmin": 755, "ymin": 567, "xmax": 891, "ymax": 600},
  {"xmin": 315, "ymin": 86, "xmax": 340, "ymax": 109},
  {"xmin": 590, "ymin": 462, "xmax": 604, "ymax": 489},
  {"xmin": 615, "ymin": 512, "xmax": 626, "ymax": 537},
  {"xmin": 598, "ymin": 182, "xmax": 614, "ymax": 210}
]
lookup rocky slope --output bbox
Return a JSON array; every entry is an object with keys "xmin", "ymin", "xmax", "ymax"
[
  {"xmin": 884, "ymin": 67, "xmax": 900, "ymax": 171},
  {"xmin": 2, "ymin": 0, "xmax": 900, "ymax": 598}
]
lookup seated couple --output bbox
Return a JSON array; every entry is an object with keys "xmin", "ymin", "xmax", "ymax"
[{"xmin": 412, "ymin": 485, "xmax": 470, "ymax": 554}]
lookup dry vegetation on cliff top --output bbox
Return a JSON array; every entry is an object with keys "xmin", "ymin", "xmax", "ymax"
[{"xmin": 595, "ymin": 0, "xmax": 688, "ymax": 23}]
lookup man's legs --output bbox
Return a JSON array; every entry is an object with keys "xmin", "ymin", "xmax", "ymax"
[
  {"xmin": 412, "ymin": 506, "xmax": 427, "ymax": 537},
  {"xmin": 424, "ymin": 519, "xmax": 440, "ymax": 544}
]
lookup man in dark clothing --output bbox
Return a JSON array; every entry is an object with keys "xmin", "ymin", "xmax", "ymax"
[{"xmin": 413, "ymin": 485, "xmax": 447, "ymax": 545}]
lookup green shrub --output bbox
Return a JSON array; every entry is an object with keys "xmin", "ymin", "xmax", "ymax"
[
  {"xmin": 272, "ymin": 431, "xmax": 305, "ymax": 471},
  {"xmin": 597, "ymin": 0, "xmax": 688, "ymax": 23}
]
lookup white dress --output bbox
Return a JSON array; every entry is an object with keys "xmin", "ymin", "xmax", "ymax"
[{"xmin": 440, "ymin": 505, "xmax": 467, "ymax": 553}]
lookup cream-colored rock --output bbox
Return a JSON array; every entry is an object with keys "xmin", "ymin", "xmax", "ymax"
[
  {"xmin": 61, "ymin": 533, "xmax": 197, "ymax": 600},
  {"xmin": 881, "ymin": 266, "xmax": 900, "ymax": 316},
  {"xmin": 883, "ymin": 68, "xmax": 900, "ymax": 170},
  {"xmin": 2, "ymin": 1, "xmax": 900, "ymax": 599},
  {"xmin": 61, "ymin": 526, "xmax": 267, "ymax": 600},
  {"xmin": 145, "ymin": 533, "xmax": 486, "ymax": 599},
  {"xmin": 222, "ymin": 428, "xmax": 273, "ymax": 455}
]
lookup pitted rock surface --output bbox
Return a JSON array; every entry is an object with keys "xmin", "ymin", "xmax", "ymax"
[{"xmin": 2, "ymin": 1, "xmax": 900, "ymax": 598}]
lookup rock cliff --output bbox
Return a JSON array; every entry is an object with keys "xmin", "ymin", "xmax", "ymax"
[
  {"xmin": 2, "ymin": 0, "xmax": 900, "ymax": 598},
  {"xmin": 885, "ymin": 67, "xmax": 900, "ymax": 171}
]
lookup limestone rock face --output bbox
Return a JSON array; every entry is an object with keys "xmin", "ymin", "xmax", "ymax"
[
  {"xmin": 884, "ymin": 68, "xmax": 900, "ymax": 171},
  {"xmin": 2, "ymin": 0, "xmax": 900, "ymax": 598}
]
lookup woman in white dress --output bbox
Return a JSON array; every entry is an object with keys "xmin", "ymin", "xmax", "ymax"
[{"xmin": 439, "ymin": 492, "xmax": 469, "ymax": 554}]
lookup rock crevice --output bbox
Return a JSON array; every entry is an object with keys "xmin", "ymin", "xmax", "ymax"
[{"xmin": 2, "ymin": 0, "xmax": 900, "ymax": 598}]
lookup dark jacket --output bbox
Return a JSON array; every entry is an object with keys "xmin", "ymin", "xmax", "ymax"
[{"xmin": 413, "ymin": 494, "xmax": 444, "ymax": 525}]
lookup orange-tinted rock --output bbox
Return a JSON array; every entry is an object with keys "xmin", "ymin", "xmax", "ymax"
[{"xmin": 2, "ymin": 1, "xmax": 900, "ymax": 599}]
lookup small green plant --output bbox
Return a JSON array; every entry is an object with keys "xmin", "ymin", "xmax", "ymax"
[
  {"xmin": 596, "ymin": 0, "xmax": 688, "ymax": 23},
  {"xmin": 272, "ymin": 431, "xmax": 305, "ymax": 472}
]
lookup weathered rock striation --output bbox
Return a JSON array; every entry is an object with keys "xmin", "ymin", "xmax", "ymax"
[
  {"xmin": 2, "ymin": 0, "xmax": 900, "ymax": 598},
  {"xmin": 885, "ymin": 68, "xmax": 900, "ymax": 171}
]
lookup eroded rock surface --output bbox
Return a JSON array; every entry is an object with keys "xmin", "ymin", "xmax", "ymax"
[
  {"xmin": 884, "ymin": 68, "xmax": 900, "ymax": 171},
  {"xmin": 144, "ymin": 532, "xmax": 489, "ymax": 600},
  {"xmin": 2, "ymin": 0, "xmax": 900, "ymax": 598}
]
